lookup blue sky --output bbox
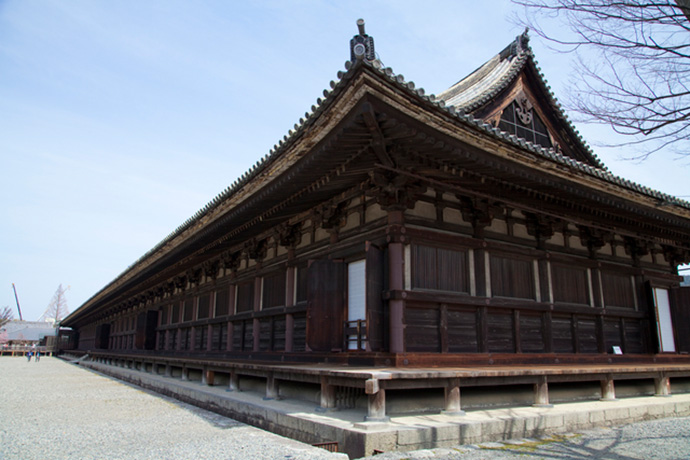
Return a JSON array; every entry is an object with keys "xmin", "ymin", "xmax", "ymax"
[{"xmin": 1, "ymin": 1, "xmax": 688, "ymax": 321}]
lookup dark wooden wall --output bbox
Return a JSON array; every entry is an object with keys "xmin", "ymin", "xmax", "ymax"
[
  {"xmin": 404, "ymin": 242, "xmax": 653, "ymax": 355},
  {"xmin": 670, "ymin": 287, "xmax": 690, "ymax": 353}
]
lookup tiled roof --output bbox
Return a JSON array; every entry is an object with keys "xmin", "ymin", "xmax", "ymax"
[
  {"xmin": 0, "ymin": 321, "xmax": 57, "ymax": 341},
  {"xmin": 437, "ymin": 36, "xmax": 529, "ymax": 112},
  {"xmin": 67, "ymin": 32, "xmax": 690, "ymax": 321},
  {"xmin": 437, "ymin": 31, "xmax": 609, "ymax": 171},
  {"xmin": 136, "ymin": 51, "xmax": 690, "ymax": 268},
  {"xmin": 357, "ymin": 55, "xmax": 689, "ymax": 211}
]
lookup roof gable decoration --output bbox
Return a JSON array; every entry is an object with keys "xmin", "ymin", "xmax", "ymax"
[
  {"xmin": 495, "ymin": 90, "xmax": 553, "ymax": 151},
  {"xmin": 437, "ymin": 30, "xmax": 606, "ymax": 170}
]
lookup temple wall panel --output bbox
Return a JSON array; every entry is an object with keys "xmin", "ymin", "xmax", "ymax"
[
  {"xmin": 486, "ymin": 218, "xmax": 508, "ymax": 236},
  {"xmin": 343, "ymin": 210, "xmax": 360, "ymax": 232},
  {"xmin": 549, "ymin": 232, "xmax": 565, "ymax": 247},
  {"xmin": 314, "ymin": 227, "xmax": 329, "ymax": 242},
  {"xmin": 442, "ymin": 207, "xmax": 467, "ymax": 226},
  {"xmin": 365, "ymin": 202, "xmax": 386, "ymax": 223},
  {"xmin": 408, "ymin": 200, "xmax": 436, "ymax": 221},
  {"xmin": 297, "ymin": 220, "xmax": 311, "ymax": 249},
  {"xmin": 422, "ymin": 187, "xmax": 436, "ymax": 198},
  {"xmin": 512, "ymin": 223, "xmax": 530, "ymax": 239},
  {"xmin": 442, "ymin": 192, "xmax": 459, "ymax": 203},
  {"xmin": 568, "ymin": 234, "xmax": 588, "ymax": 252},
  {"xmin": 78, "ymin": 324, "xmax": 97, "ymax": 351},
  {"xmin": 74, "ymin": 185, "xmax": 680, "ymax": 364}
]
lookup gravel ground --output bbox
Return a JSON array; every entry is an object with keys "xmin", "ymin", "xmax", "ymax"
[
  {"xmin": 3, "ymin": 357, "xmax": 689, "ymax": 460},
  {"xmin": 360, "ymin": 416, "xmax": 690, "ymax": 460},
  {"xmin": 0, "ymin": 357, "xmax": 346, "ymax": 460}
]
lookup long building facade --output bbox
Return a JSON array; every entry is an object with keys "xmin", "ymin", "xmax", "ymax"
[{"xmin": 62, "ymin": 25, "xmax": 690, "ymax": 425}]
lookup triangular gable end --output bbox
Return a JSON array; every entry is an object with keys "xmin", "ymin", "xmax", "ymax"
[{"xmin": 438, "ymin": 31, "xmax": 605, "ymax": 169}]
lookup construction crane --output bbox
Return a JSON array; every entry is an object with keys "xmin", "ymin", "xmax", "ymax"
[{"xmin": 11, "ymin": 283, "xmax": 23, "ymax": 321}]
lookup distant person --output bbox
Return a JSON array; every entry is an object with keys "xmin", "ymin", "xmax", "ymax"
[
  {"xmin": 35, "ymin": 351, "xmax": 40, "ymax": 362},
  {"xmin": 26, "ymin": 350, "xmax": 32, "ymax": 362}
]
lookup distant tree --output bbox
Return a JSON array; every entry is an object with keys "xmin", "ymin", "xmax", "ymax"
[
  {"xmin": 0, "ymin": 306, "xmax": 13, "ymax": 328},
  {"xmin": 40, "ymin": 284, "xmax": 70, "ymax": 323},
  {"xmin": 513, "ymin": 0, "xmax": 690, "ymax": 158}
]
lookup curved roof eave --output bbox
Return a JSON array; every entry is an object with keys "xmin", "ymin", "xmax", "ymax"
[
  {"xmin": 437, "ymin": 31, "xmax": 607, "ymax": 171},
  {"xmin": 63, "ymin": 47, "xmax": 690, "ymax": 326}
]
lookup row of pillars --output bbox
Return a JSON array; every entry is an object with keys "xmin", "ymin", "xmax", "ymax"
[
  {"xmin": 361, "ymin": 373, "xmax": 675, "ymax": 422},
  {"xmin": 96, "ymin": 356, "xmax": 676, "ymax": 422}
]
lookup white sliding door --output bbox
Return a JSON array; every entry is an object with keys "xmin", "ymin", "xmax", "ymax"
[
  {"xmin": 653, "ymin": 287, "xmax": 676, "ymax": 353},
  {"xmin": 347, "ymin": 259, "xmax": 366, "ymax": 350}
]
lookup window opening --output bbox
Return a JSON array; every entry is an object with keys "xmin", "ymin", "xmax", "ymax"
[{"xmin": 498, "ymin": 97, "xmax": 552, "ymax": 149}]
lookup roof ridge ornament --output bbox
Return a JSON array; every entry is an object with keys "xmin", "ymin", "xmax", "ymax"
[
  {"xmin": 350, "ymin": 18, "xmax": 376, "ymax": 63},
  {"xmin": 518, "ymin": 27, "xmax": 530, "ymax": 51},
  {"xmin": 504, "ymin": 28, "xmax": 530, "ymax": 60}
]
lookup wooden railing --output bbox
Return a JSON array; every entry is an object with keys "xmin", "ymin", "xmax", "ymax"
[{"xmin": 344, "ymin": 319, "xmax": 367, "ymax": 351}]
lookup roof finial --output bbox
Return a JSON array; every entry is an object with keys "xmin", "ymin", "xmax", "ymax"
[
  {"xmin": 357, "ymin": 18, "xmax": 366, "ymax": 35},
  {"xmin": 350, "ymin": 18, "xmax": 376, "ymax": 62}
]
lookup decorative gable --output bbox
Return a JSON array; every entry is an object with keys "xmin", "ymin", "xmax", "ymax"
[
  {"xmin": 496, "ymin": 91, "xmax": 552, "ymax": 150},
  {"xmin": 438, "ymin": 31, "xmax": 604, "ymax": 169}
]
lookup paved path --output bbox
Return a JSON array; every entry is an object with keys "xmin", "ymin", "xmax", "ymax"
[
  {"xmin": 360, "ymin": 416, "xmax": 690, "ymax": 460},
  {"xmin": 0, "ymin": 357, "xmax": 345, "ymax": 460},
  {"xmin": 2, "ymin": 356, "xmax": 689, "ymax": 459}
]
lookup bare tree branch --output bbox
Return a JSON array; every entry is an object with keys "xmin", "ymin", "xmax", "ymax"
[
  {"xmin": 0, "ymin": 306, "xmax": 13, "ymax": 329},
  {"xmin": 513, "ymin": 0, "xmax": 690, "ymax": 157},
  {"xmin": 40, "ymin": 284, "xmax": 70, "ymax": 323}
]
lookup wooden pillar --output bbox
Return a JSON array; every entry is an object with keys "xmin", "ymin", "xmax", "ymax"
[
  {"xmin": 543, "ymin": 312, "xmax": 553, "ymax": 354},
  {"xmin": 181, "ymin": 366, "xmax": 189, "ymax": 381},
  {"xmin": 265, "ymin": 372, "xmax": 279, "ymax": 400},
  {"xmin": 285, "ymin": 266, "xmax": 295, "ymax": 353},
  {"xmin": 655, "ymin": 373, "xmax": 671, "ymax": 397},
  {"xmin": 227, "ymin": 321, "xmax": 234, "ymax": 351},
  {"xmin": 596, "ymin": 314, "xmax": 606, "ymax": 353},
  {"xmin": 440, "ymin": 304, "xmax": 449, "ymax": 353},
  {"xmin": 474, "ymin": 246, "xmax": 488, "ymax": 297},
  {"xmin": 591, "ymin": 267, "xmax": 604, "ymax": 308},
  {"xmin": 533, "ymin": 376, "xmax": 552, "ymax": 407},
  {"xmin": 253, "ymin": 277, "xmax": 262, "ymax": 352},
  {"xmin": 388, "ymin": 211, "xmax": 405, "ymax": 354},
  {"xmin": 442, "ymin": 378, "xmax": 465, "ymax": 415},
  {"xmin": 572, "ymin": 314, "xmax": 580, "ymax": 353},
  {"xmin": 478, "ymin": 306, "xmax": 488, "ymax": 353},
  {"xmin": 365, "ymin": 379, "xmax": 389, "ymax": 422},
  {"xmin": 538, "ymin": 258, "xmax": 551, "ymax": 304},
  {"xmin": 206, "ymin": 324, "xmax": 213, "ymax": 351},
  {"xmin": 190, "ymin": 327, "xmax": 196, "ymax": 352},
  {"xmin": 320, "ymin": 376, "xmax": 336, "ymax": 410},
  {"xmin": 389, "ymin": 243, "xmax": 404, "ymax": 353},
  {"xmin": 228, "ymin": 369, "xmax": 239, "ymax": 392},
  {"xmin": 513, "ymin": 310, "xmax": 521, "ymax": 354},
  {"xmin": 600, "ymin": 374, "xmax": 616, "ymax": 401}
]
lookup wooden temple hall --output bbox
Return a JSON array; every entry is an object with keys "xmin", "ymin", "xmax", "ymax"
[{"xmin": 63, "ymin": 21, "xmax": 690, "ymax": 423}]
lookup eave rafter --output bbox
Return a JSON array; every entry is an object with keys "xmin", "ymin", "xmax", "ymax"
[
  {"xmin": 374, "ymin": 152, "xmax": 690, "ymax": 251},
  {"xmin": 361, "ymin": 103, "xmax": 395, "ymax": 168},
  {"xmin": 358, "ymin": 101, "xmax": 690, "ymax": 248}
]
